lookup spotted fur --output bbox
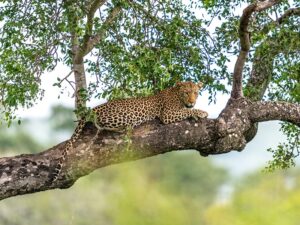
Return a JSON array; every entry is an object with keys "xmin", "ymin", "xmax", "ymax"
[{"xmin": 50, "ymin": 81, "xmax": 208, "ymax": 182}]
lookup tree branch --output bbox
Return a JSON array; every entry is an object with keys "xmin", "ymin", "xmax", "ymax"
[
  {"xmin": 245, "ymin": 4, "xmax": 300, "ymax": 101},
  {"xmin": 1, "ymin": 96, "xmax": 299, "ymax": 200},
  {"xmin": 245, "ymin": 31, "xmax": 300, "ymax": 101},
  {"xmin": 250, "ymin": 101, "xmax": 300, "ymax": 126},
  {"xmin": 80, "ymin": 0, "xmax": 107, "ymax": 57},
  {"xmin": 277, "ymin": 7, "xmax": 300, "ymax": 24},
  {"xmin": 63, "ymin": 1, "xmax": 88, "ymax": 110},
  {"xmin": 256, "ymin": 0, "xmax": 280, "ymax": 12},
  {"xmin": 66, "ymin": 2, "xmax": 121, "ymax": 111},
  {"xmin": 82, "ymin": 5, "xmax": 122, "ymax": 56},
  {"xmin": 231, "ymin": 0, "xmax": 280, "ymax": 99},
  {"xmin": 0, "ymin": 119, "xmax": 216, "ymax": 200},
  {"xmin": 260, "ymin": 7, "xmax": 300, "ymax": 38}
]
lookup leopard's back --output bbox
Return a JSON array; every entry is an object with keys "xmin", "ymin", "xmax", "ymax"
[
  {"xmin": 94, "ymin": 95, "xmax": 163, "ymax": 130},
  {"xmin": 93, "ymin": 81, "xmax": 204, "ymax": 129}
]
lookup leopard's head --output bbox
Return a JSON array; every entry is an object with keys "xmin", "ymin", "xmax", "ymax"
[{"xmin": 176, "ymin": 81, "xmax": 203, "ymax": 108}]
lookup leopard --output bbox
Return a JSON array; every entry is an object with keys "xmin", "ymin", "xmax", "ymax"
[{"xmin": 50, "ymin": 81, "xmax": 208, "ymax": 183}]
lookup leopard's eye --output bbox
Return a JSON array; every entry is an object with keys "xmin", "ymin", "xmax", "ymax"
[{"xmin": 184, "ymin": 92, "xmax": 189, "ymax": 96}]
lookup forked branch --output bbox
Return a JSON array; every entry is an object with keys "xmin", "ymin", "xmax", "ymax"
[
  {"xmin": 231, "ymin": 0, "xmax": 280, "ymax": 99},
  {"xmin": 82, "ymin": 5, "xmax": 122, "ymax": 56},
  {"xmin": 80, "ymin": 0, "xmax": 107, "ymax": 56},
  {"xmin": 246, "ymin": 5, "xmax": 300, "ymax": 101}
]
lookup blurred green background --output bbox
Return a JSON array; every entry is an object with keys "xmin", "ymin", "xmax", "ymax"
[{"xmin": 0, "ymin": 105, "xmax": 299, "ymax": 225}]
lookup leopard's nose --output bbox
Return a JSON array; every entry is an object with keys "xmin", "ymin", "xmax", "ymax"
[{"xmin": 185, "ymin": 103, "xmax": 195, "ymax": 108}]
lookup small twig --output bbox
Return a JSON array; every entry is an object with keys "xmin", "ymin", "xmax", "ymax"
[
  {"xmin": 66, "ymin": 78, "xmax": 76, "ymax": 92},
  {"xmin": 58, "ymin": 70, "xmax": 74, "ymax": 86}
]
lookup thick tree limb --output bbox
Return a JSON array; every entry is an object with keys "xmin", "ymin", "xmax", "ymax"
[
  {"xmin": 0, "ymin": 98, "xmax": 299, "ymax": 200},
  {"xmin": 231, "ymin": 0, "xmax": 280, "ymax": 99},
  {"xmin": 256, "ymin": 0, "xmax": 280, "ymax": 12},
  {"xmin": 250, "ymin": 101, "xmax": 300, "ymax": 126}
]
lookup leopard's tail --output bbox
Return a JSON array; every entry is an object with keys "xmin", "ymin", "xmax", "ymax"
[{"xmin": 48, "ymin": 119, "xmax": 86, "ymax": 184}]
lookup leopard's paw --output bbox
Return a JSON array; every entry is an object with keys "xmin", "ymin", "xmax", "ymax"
[{"xmin": 196, "ymin": 110, "xmax": 208, "ymax": 119}]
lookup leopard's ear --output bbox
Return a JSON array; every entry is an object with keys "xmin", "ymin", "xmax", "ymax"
[{"xmin": 197, "ymin": 82, "xmax": 203, "ymax": 89}]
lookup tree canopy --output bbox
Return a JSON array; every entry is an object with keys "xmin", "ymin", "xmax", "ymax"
[{"xmin": 0, "ymin": 0, "xmax": 299, "ymax": 199}]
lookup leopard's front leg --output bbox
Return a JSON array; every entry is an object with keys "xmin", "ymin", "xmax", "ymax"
[{"xmin": 160, "ymin": 108, "xmax": 208, "ymax": 124}]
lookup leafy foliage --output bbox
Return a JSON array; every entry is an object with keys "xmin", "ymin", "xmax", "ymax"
[
  {"xmin": 87, "ymin": 0, "xmax": 230, "ymax": 101},
  {"xmin": 0, "ymin": 1, "xmax": 299, "ymax": 168},
  {"xmin": 0, "ymin": 0, "xmax": 297, "ymax": 108},
  {"xmin": 0, "ymin": 0, "xmax": 64, "ymax": 123},
  {"xmin": 265, "ymin": 123, "xmax": 300, "ymax": 171},
  {"xmin": 0, "ymin": 0, "xmax": 232, "ymax": 123}
]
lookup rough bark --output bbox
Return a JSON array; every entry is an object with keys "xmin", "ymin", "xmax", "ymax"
[
  {"xmin": 0, "ymin": 98, "xmax": 299, "ymax": 200},
  {"xmin": 73, "ymin": 58, "xmax": 87, "ymax": 110}
]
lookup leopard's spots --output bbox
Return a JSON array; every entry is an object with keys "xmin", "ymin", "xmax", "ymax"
[{"xmin": 50, "ymin": 81, "xmax": 208, "ymax": 182}]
